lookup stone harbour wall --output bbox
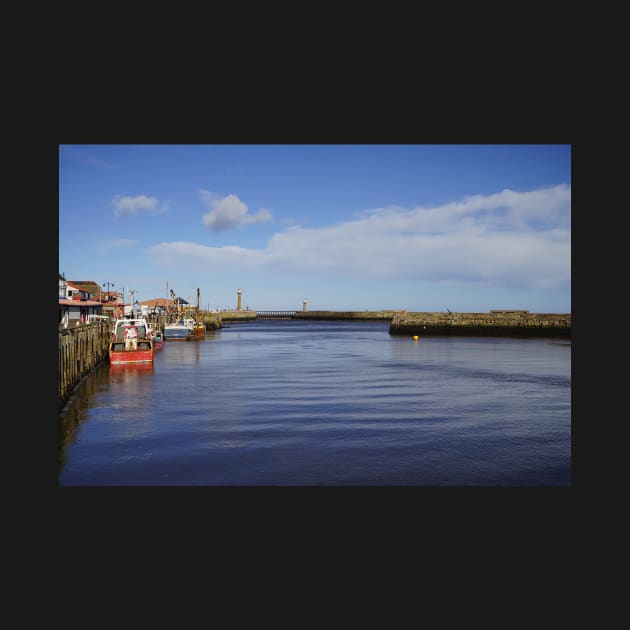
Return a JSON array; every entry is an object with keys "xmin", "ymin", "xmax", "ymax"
[
  {"xmin": 293, "ymin": 310, "xmax": 399, "ymax": 320},
  {"xmin": 389, "ymin": 310, "xmax": 571, "ymax": 337}
]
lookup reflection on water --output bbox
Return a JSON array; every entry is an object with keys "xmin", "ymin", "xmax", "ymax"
[
  {"xmin": 59, "ymin": 362, "xmax": 112, "ymax": 470},
  {"xmin": 109, "ymin": 363, "xmax": 154, "ymax": 374},
  {"xmin": 59, "ymin": 362, "xmax": 158, "ymax": 469},
  {"xmin": 59, "ymin": 321, "xmax": 571, "ymax": 486}
]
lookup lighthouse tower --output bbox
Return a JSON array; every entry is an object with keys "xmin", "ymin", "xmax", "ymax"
[
  {"xmin": 237, "ymin": 288, "xmax": 242, "ymax": 312},
  {"xmin": 303, "ymin": 298, "xmax": 308, "ymax": 312}
]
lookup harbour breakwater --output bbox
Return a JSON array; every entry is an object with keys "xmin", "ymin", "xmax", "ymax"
[
  {"xmin": 214, "ymin": 311, "xmax": 256, "ymax": 323},
  {"xmin": 389, "ymin": 310, "xmax": 571, "ymax": 337},
  {"xmin": 199, "ymin": 312, "xmax": 224, "ymax": 328},
  {"xmin": 213, "ymin": 309, "xmax": 571, "ymax": 336},
  {"xmin": 293, "ymin": 310, "xmax": 398, "ymax": 321}
]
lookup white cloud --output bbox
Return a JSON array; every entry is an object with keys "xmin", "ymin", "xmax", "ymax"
[
  {"xmin": 147, "ymin": 241, "xmax": 266, "ymax": 270},
  {"xmin": 112, "ymin": 194, "xmax": 168, "ymax": 218},
  {"xmin": 199, "ymin": 190, "xmax": 272, "ymax": 231},
  {"xmin": 147, "ymin": 185, "xmax": 570, "ymax": 291},
  {"xmin": 98, "ymin": 238, "xmax": 139, "ymax": 252}
]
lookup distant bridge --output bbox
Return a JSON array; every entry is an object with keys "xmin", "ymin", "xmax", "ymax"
[{"xmin": 255, "ymin": 310, "xmax": 297, "ymax": 319}]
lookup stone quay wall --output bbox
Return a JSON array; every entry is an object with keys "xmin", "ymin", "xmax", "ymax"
[
  {"xmin": 293, "ymin": 310, "xmax": 399, "ymax": 321},
  {"xmin": 200, "ymin": 312, "xmax": 224, "ymax": 329},
  {"xmin": 389, "ymin": 310, "xmax": 571, "ymax": 337},
  {"xmin": 215, "ymin": 310, "xmax": 256, "ymax": 323}
]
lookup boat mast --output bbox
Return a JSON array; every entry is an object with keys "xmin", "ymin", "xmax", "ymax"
[{"xmin": 169, "ymin": 288, "xmax": 178, "ymax": 319}]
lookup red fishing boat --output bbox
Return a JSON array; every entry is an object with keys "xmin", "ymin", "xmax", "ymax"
[
  {"xmin": 147, "ymin": 321, "xmax": 165, "ymax": 349},
  {"xmin": 109, "ymin": 317, "xmax": 154, "ymax": 365}
]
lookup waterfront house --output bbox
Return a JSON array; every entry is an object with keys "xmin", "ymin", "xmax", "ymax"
[
  {"xmin": 140, "ymin": 297, "xmax": 176, "ymax": 317},
  {"xmin": 67, "ymin": 280, "xmax": 101, "ymax": 300},
  {"xmin": 58, "ymin": 273, "xmax": 104, "ymax": 327}
]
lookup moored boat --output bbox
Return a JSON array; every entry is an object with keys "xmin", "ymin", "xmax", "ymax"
[
  {"xmin": 163, "ymin": 317, "xmax": 194, "ymax": 340},
  {"xmin": 147, "ymin": 321, "xmax": 165, "ymax": 349},
  {"xmin": 152, "ymin": 329, "xmax": 165, "ymax": 349},
  {"xmin": 109, "ymin": 317, "xmax": 154, "ymax": 364},
  {"xmin": 192, "ymin": 287, "xmax": 206, "ymax": 338},
  {"xmin": 163, "ymin": 287, "xmax": 205, "ymax": 340},
  {"xmin": 192, "ymin": 314, "xmax": 205, "ymax": 338}
]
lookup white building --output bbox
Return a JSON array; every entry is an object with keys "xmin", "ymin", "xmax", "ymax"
[{"xmin": 58, "ymin": 273, "xmax": 103, "ymax": 327}]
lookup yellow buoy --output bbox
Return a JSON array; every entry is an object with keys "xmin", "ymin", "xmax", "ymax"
[{"xmin": 413, "ymin": 335, "xmax": 419, "ymax": 341}]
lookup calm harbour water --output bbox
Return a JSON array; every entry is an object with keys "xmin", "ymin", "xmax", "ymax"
[{"xmin": 58, "ymin": 319, "xmax": 571, "ymax": 486}]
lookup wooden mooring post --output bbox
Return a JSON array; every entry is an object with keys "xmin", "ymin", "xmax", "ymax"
[{"xmin": 59, "ymin": 321, "xmax": 112, "ymax": 412}]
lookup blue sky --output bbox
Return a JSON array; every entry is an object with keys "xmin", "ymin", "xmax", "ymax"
[{"xmin": 59, "ymin": 144, "xmax": 571, "ymax": 312}]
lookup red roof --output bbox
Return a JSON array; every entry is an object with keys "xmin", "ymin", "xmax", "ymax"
[
  {"xmin": 140, "ymin": 298, "xmax": 175, "ymax": 308},
  {"xmin": 59, "ymin": 299, "xmax": 103, "ymax": 306}
]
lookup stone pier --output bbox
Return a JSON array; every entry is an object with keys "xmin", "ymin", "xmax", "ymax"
[{"xmin": 389, "ymin": 310, "xmax": 571, "ymax": 337}]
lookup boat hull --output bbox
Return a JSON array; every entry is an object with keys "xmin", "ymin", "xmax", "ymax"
[
  {"xmin": 164, "ymin": 316, "xmax": 205, "ymax": 340},
  {"xmin": 109, "ymin": 340, "xmax": 154, "ymax": 364},
  {"xmin": 109, "ymin": 362, "xmax": 154, "ymax": 372},
  {"xmin": 163, "ymin": 325, "xmax": 192, "ymax": 340}
]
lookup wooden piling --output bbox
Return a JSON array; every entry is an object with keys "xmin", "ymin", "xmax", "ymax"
[{"xmin": 58, "ymin": 321, "xmax": 112, "ymax": 412}]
